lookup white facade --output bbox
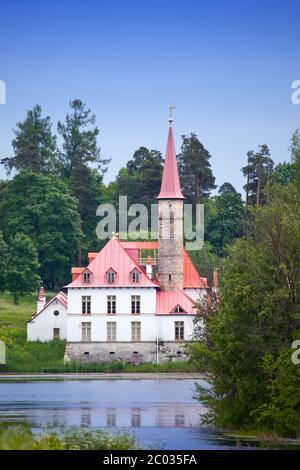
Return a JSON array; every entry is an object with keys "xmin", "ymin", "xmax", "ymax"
[
  {"xmin": 27, "ymin": 297, "xmax": 67, "ymax": 342},
  {"xmin": 66, "ymin": 287, "xmax": 195, "ymax": 343}
]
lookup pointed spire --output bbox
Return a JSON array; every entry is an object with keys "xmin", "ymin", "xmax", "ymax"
[{"xmin": 157, "ymin": 125, "xmax": 184, "ymax": 200}]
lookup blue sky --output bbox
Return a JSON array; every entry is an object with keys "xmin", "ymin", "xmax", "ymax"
[{"xmin": 0, "ymin": 0, "xmax": 299, "ymax": 195}]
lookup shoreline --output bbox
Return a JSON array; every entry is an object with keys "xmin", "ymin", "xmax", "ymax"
[{"xmin": 0, "ymin": 372, "xmax": 205, "ymax": 381}]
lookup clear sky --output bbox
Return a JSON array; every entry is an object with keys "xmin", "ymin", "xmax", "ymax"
[{"xmin": 0, "ymin": 0, "xmax": 299, "ymax": 195}]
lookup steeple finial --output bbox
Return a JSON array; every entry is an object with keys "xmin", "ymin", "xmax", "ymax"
[{"xmin": 169, "ymin": 103, "xmax": 175, "ymax": 125}]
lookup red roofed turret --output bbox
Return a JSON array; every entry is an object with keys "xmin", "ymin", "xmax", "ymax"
[{"xmin": 157, "ymin": 125, "xmax": 184, "ymax": 200}]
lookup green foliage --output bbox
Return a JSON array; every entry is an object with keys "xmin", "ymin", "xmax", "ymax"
[
  {"xmin": 273, "ymin": 162, "xmax": 296, "ymax": 186},
  {"xmin": 188, "ymin": 243, "xmax": 218, "ymax": 285},
  {"xmin": 178, "ymin": 133, "xmax": 216, "ymax": 204},
  {"xmin": 205, "ymin": 183, "xmax": 248, "ymax": 255},
  {"xmin": 0, "ymin": 171, "xmax": 82, "ymax": 288},
  {"xmin": 0, "ymin": 424, "xmax": 139, "ymax": 450},
  {"xmin": 1, "ymin": 105, "xmax": 57, "ymax": 174},
  {"xmin": 242, "ymin": 144, "xmax": 274, "ymax": 206},
  {"xmin": 190, "ymin": 184, "xmax": 300, "ymax": 435},
  {"xmin": 115, "ymin": 147, "xmax": 163, "ymax": 208},
  {"xmin": 6, "ymin": 234, "xmax": 40, "ymax": 303},
  {"xmin": 57, "ymin": 99, "xmax": 109, "ymax": 263},
  {"xmin": 252, "ymin": 347, "xmax": 300, "ymax": 437},
  {"xmin": 290, "ymin": 129, "xmax": 300, "ymax": 189},
  {"xmin": 0, "ymin": 232, "xmax": 8, "ymax": 292}
]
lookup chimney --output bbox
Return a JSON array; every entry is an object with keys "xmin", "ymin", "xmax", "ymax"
[
  {"xmin": 37, "ymin": 284, "xmax": 46, "ymax": 313},
  {"xmin": 146, "ymin": 256, "xmax": 153, "ymax": 279}
]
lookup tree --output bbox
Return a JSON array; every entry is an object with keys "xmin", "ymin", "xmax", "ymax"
[
  {"xmin": 242, "ymin": 145, "xmax": 274, "ymax": 206},
  {"xmin": 290, "ymin": 129, "xmax": 300, "ymax": 189},
  {"xmin": 205, "ymin": 182, "xmax": 247, "ymax": 255},
  {"xmin": 0, "ymin": 171, "xmax": 82, "ymax": 289},
  {"xmin": 190, "ymin": 183, "xmax": 300, "ymax": 434},
  {"xmin": 6, "ymin": 233, "xmax": 40, "ymax": 303},
  {"xmin": 115, "ymin": 147, "xmax": 163, "ymax": 208},
  {"xmin": 273, "ymin": 162, "xmax": 296, "ymax": 186},
  {"xmin": 57, "ymin": 99, "xmax": 109, "ymax": 264},
  {"xmin": 188, "ymin": 243, "xmax": 218, "ymax": 286},
  {"xmin": 1, "ymin": 105, "xmax": 57, "ymax": 174},
  {"xmin": 0, "ymin": 231, "xmax": 8, "ymax": 292},
  {"xmin": 178, "ymin": 133, "xmax": 216, "ymax": 204}
]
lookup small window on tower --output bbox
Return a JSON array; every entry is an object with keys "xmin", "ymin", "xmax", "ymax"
[{"xmin": 169, "ymin": 274, "xmax": 172, "ymax": 282}]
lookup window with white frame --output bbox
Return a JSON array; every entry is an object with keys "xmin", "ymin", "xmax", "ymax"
[
  {"xmin": 82, "ymin": 322, "xmax": 91, "ymax": 341},
  {"xmin": 82, "ymin": 296, "xmax": 91, "ymax": 314},
  {"xmin": 107, "ymin": 270, "xmax": 115, "ymax": 284},
  {"xmin": 132, "ymin": 269, "xmax": 140, "ymax": 283},
  {"xmin": 174, "ymin": 321, "xmax": 184, "ymax": 341},
  {"xmin": 131, "ymin": 295, "xmax": 141, "ymax": 314},
  {"xmin": 83, "ymin": 271, "xmax": 91, "ymax": 284},
  {"xmin": 107, "ymin": 322, "xmax": 117, "ymax": 341},
  {"xmin": 107, "ymin": 295, "xmax": 116, "ymax": 314},
  {"xmin": 131, "ymin": 321, "xmax": 141, "ymax": 341}
]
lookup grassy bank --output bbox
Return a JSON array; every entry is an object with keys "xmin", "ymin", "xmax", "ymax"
[
  {"xmin": 0, "ymin": 423, "xmax": 140, "ymax": 450},
  {"xmin": 0, "ymin": 293, "xmax": 199, "ymax": 373}
]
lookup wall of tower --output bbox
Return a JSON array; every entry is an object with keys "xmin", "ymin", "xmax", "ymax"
[{"xmin": 158, "ymin": 199, "xmax": 184, "ymax": 291}]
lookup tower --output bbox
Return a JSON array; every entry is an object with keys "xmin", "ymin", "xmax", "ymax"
[{"xmin": 157, "ymin": 108, "xmax": 184, "ymax": 291}]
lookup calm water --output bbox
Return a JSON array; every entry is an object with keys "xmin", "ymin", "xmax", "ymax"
[{"xmin": 0, "ymin": 379, "xmax": 247, "ymax": 450}]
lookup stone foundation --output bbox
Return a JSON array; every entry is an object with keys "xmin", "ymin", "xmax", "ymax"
[{"xmin": 64, "ymin": 341, "xmax": 191, "ymax": 364}]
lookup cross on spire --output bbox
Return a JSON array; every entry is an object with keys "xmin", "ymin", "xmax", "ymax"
[{"xmin": 169, "ymin": 103, "xmax": 175, "ymax": 125}]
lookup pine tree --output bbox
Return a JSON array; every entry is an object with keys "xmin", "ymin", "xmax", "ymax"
[
  {"xmin": 6, "ymin": 233, "xmax": 40, "ymax": 304},
  {"xmin": 178, "ymin": 133, "xmax": 216, "ymax": 204},
  {"xmin": 57, "ymin": 99, "xmax": 109, "ymax": 264},
  {"xmin": 242, "ymin": 145, "xmax": 274, "ymax": 206},
  {"xmin": 1, "ymin": 105, "xmax": 57, "ymax": 174}
]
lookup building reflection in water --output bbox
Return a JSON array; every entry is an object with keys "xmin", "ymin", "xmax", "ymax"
[
  {"xmin": 106, "ymin": 407, "xmax": 117, "ymax": 427},
  {"xmin": 131, "ymin": 407, "xmax": 141, "ymax": 427},
  {"xmin": 81, "ymin": 407, "xmax": 91, "ymax": 427}
]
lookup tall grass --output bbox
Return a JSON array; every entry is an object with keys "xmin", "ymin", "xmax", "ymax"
[{"xmin": 0, "ymin": 423, "xmax": 139, "ymax": 450}]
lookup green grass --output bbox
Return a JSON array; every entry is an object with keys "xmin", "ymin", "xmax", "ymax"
[
  {"xmin": 0, "ymin": 423, "xmax": 140, "ymax": 450},
  {"xmin": 0, "ymin": 292, "xmax": 200, "ymax": 373}
]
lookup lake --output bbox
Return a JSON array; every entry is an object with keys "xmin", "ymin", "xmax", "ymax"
[{"xmin": 0, "ymin": 378, "xmax": 250, "ymax": 450}]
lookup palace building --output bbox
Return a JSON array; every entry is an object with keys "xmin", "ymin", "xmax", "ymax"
[{"xmin": 27, "ymin": 119, "xmax": 214, "ymax": 363}]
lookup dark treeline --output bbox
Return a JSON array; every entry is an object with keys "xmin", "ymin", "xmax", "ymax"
[{"xmin": 0, "ymin": 100, "xmax": 299, "ymax": 302}]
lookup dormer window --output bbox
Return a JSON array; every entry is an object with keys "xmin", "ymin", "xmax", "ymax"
[
  {"xmin": 132, "ymin": 269, "xmax": 140, "ymax": 283},
  {"xmin": 83, "ymin": 272, "xmax": 91, "ymax": 284},
  {"xmin": 172, "ymin": 305, "xmax": 186, "ymax": 313},
  {"xmin": 107, "ymin": 269, "xmax": 116, "ymax": 284}
]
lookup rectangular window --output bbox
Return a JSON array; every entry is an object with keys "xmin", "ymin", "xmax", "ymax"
[
  {"xmin": 107, "ymin": 295, "xmax": 116, "ymax": 314},
  {"xmin": 53, "ymin": 328, "xmax": 60, "ymax": 339},
  {"xmin": 175, "ymin": 321, "xmax": 184, "ymax": 341},
  {"xmin": 107, "ymin": 322, "xmax": 117, "ymax": 342},
  {"xmin": 131, "ymin": 321, "xmax": 141, "ymax": 341},
  {"xmin": 82, "ymin": 296, "xmax": 91, "ymax": 315},
  {"xmin": 132, "ymin": 270, "xmax": 140, "ymax": 283},
  {"xmin": 82, "ymin": 322, "xmax": 91, "ymax": 341},
  {"xmin": 83, "ymin": 272, "xmax": 90, "ymax": 284},
  {"xmin": 107, "ymin": 271, "xmax": 115, "ymax": 284},
  {"xmin": 131, "ymin": 295, "xmax": 141, "ymax": 314}
]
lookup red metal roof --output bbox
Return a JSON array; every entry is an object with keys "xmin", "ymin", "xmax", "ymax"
[
  {"xmin": 65, "ymin": 237, "xmax": 157, "ymax": 288},
  {"xmin": 156, "ymin": 290, "xmax": 197, "ymax": 315},
  {"xmin": 157, "ymin": 126, "xmax": 184, "ymax": 200},
  {"xmin": 183, "ymin": 250, "xmax": 208, "ymax": 288}
]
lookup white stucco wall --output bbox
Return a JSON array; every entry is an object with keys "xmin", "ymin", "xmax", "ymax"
[
  {"xmin": 184, "ymin": 288, "xmax": 207, "ymax": 303},
  {"xmin": 27, "ymin": 298, "xmax": 67, "ymax": 342},
  {"xmin": 67, "ymin": 287, "xmax": 195, "ymax": 342},
  {"xmin": 67, "ymin": 287, "xmax": 157, "ymax": 315}
]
